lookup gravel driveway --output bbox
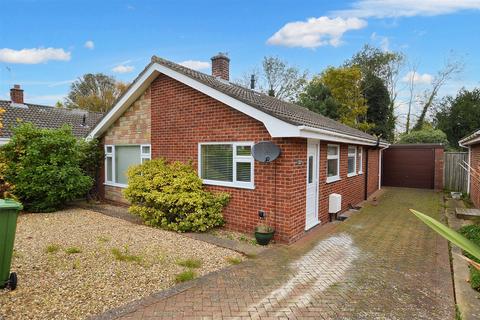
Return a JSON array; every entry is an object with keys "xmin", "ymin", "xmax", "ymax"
[{"xmin": 0, "ymin": 208, "xmax": 242, "ymax": 320}]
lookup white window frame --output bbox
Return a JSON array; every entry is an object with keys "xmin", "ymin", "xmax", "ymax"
[
  {"xmin": 104, "ymin": 144, "xmax": 151, "ymax": 188},
  {"xmin": 326, "ymin": 144, "xmax": 340, "ymax": 183},
  {"xmin": 198, "ymin": 142, "xmax": 255, "ymax": 189},
  {"xmin": 347, "ymin": 145, "xmax": 357, "ymax": 177},
  {"xmin": 358, "ymin": 147, "xmax": 363, "ymax": 174}
]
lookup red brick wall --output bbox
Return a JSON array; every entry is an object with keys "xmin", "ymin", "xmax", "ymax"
[
  {"xmin": 99, "ymin": 73, "xmax": 381, "ymax": 243},
  {"xmin": 150, "ymin": 73, "xmax": 309, "ymax": 242},
  {"xmin": 470, "ymin": 145, "xmax": 480, "ymax": 207},
  {"xmin": 434, "ymin": 148, "xmax": 444, "ymax": 190},
  {"xmin": 318, "ymin": 144, "xmax": 379, "ymax": 224}
]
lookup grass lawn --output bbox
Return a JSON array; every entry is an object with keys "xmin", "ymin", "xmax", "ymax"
[{"xmin": 0, "ymin": 208, "xmax": 243, "ymax": 319}]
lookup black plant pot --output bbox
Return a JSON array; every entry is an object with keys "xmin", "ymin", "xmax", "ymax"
[{"xmin": 254, "ymin": 228, "xmax": 275, "ymax": 246}]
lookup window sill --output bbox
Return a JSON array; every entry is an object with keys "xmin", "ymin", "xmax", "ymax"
[
  {"xmin": 104, "ymin": 182, "xmax": 128, "ymax": 188},
  {"xmin": 347, "ymin": 173, "xmax": 357, "ymax": 178},
  {"xmin": 326, "ymin": 177, "xmax": 341, "ymax": 184},
  {"xmin": 358, "ymin": 171, "xmax": 363, "ymax": 175},
  {"xmin": 202, "ymin": 179, "xmax": 255, "ymax": 190}
]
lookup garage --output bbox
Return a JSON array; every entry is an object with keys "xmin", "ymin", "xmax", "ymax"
[{"xmin": 382, "ymin": 144, "xmax": 444, "ymax": 190}]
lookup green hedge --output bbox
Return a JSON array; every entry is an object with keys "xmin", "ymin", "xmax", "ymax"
[
  {"xmin": 123, "ymin": 158, "xmax": 229, "ymax": 232},
  {"xmin": 1, "ymin": 123, "xmax": 93, "ymax": 212}
]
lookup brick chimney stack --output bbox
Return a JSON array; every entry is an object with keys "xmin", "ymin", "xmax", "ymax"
[
  {"xmin": 211, "ymin": 53, "xmax": 230, "ymax": 81},
  {"xmin": 10, "ymin": 84, "xmax": 24, "ymax": 104}
]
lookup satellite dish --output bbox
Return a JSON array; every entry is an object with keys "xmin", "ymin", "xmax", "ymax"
[{"xmin": 252, "ymin": 142, "xmax": 281, "ymax": 163}]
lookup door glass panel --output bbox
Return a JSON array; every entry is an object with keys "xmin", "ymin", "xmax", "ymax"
[{"xmin": 308, "ymin": 155, "xmax": 313, "ymax": 184}]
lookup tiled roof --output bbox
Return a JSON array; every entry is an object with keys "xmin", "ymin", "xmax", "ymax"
[
  {"xmin": 151, "ymin": 56, "xmax": 379, "ymax": 142},
  {"xmin": 0, "ymin": 100, "xmax": 104, "ymax": 138}
]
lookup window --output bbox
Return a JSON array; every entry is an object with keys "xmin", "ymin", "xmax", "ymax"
[
  {"xmin": 199, "ymin": 142, "xmax": 254, "ymax": 189},
  {"xmin": 104, "ymin": 144, "xmax": 151, "ymax": 187},
  {"xmin": 358, "ymin": 147, "xmax": 363, "ymax": 174},
  {"xmin": 326, "ymin": 144, "xmax": 340, "ymax": 183},
  {"xmin": 348, "ymin": 145, "xmax": 357, "ymax": 177}
]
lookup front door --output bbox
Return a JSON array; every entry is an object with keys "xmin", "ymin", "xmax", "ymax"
[{"xmin": 305, "ymin": 140, "xmax": 320, "ymax": 230}]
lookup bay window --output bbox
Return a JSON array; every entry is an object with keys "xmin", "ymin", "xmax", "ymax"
[
  {"xmin": 105, "ymin": 144, "xmax": 151, "ymax": 187},
  {"xmin": 348, "ymin": 145, "xmax": 357, "ymax": 177},
  {"xmin": 326, "ymin": 144, "xmax": 340, "ymax": 183},
  {"xmin": 199, "ymin": 142, "xmax": 254, "ymax": 189}
]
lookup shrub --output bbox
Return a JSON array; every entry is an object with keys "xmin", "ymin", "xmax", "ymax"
[
  {"xmin": 1, "ymin": 123, "xmax": 93, "ymax": 212},
  {"xmin": 458, "ymin": 224, "xmax": 480, "ymax": 291},
  {"xmin": 397, "ymin": 126, "xmax": 448, "ymax": 145},
  {"xmin": 77, "ymin": 138, "xmax": 102, "ymax": 200},
  {"xmin": 123, "ymin": 159, "xmax": 229, "ymax": 232}
]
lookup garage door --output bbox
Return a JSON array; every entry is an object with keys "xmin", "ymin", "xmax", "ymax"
[{"xmin": 382, "ymin": 145, "xmax": 436, "ymax": 189}]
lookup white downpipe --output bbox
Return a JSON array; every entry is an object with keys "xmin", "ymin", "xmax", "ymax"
[
  {"xmin": 468, "ymin": 146, "xmax": 471, "ymax": 194},
  {"xmin": 378, "ymin": 146, "xmax": 389, "ymax": 190}
]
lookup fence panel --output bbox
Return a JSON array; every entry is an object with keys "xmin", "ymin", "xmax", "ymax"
[{"xmin": 444, "ymin": 152, "xmax": 468, "ymax": 192}]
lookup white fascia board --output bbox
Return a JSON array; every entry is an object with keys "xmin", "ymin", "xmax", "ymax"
[
  {"xmin": 88, "ymin": 63, "xmax": 299, "ymax": 139},
  {"xmin": 298, "ymin": 125, "xmax": 389, "ymax": 147},
  {"xmin": 459, "ymin": 131, "xmax": 480, "ymax": 147}
]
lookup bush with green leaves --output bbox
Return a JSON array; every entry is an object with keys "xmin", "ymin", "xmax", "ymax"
[
  {"xmin": 397, "ymin": 126, "xmax": 448, "ymax": 145},
  {"xmin": 123, "ymin": 158, "xmax": 229, "ymax": 232},
  {"xmin": 1, "ymin": 123, "xmax": 93, "ymax": 212},
  {"xmin": 458, "ymin": 224, "xmax": 480, "ymax": 291}
]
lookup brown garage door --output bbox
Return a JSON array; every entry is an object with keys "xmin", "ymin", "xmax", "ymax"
[{"xmin": 382, "ymin": 145, "xmax": 436, "ymax": 189}]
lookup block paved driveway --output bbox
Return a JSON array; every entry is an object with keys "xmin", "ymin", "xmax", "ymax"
[{"xmin": 116, "ymin": 188, "xmax": 454, "ymax": 320}]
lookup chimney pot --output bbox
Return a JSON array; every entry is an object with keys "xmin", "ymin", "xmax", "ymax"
[
  {"xmin": 10, "ymin": 84, "xmax": 24, "ymax": 104},
  {"xmin": 211, "ymin": 53, "xmax": 230, "ymax": 81}
]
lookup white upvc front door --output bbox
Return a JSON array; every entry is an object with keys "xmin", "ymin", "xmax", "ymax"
[{"xmin": 305, "ymin": 140, "xmax": 320, "ymax": 230}]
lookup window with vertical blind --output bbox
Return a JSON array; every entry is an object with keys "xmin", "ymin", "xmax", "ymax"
[
  {"xmin": 199, "ymin": 142, "xmax": 254, "ymax": 189},
  {"xmin": 104, "ymin": 144, "xmax": 151, "ymax": 187}
]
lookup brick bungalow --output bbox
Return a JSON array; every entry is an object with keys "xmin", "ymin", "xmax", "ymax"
[
  {"xmin": 88, "ymin": 54, "xmax": 389, "ymax": 243},
  {"xmin": 460, "ymin": 131, "xmax": 480, "ymax": 207}
]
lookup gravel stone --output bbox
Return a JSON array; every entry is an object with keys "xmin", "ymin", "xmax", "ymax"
[{"xmin": 0, "ymin": 208, "xmax": 242, "ymax": 320}]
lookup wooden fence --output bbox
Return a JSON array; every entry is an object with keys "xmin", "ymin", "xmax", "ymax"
[{"xmin": 444, "ymin": 152, "xmax": 468, "ymax": 192}]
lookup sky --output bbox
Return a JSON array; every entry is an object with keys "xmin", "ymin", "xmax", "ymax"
[{"xmin": 1, "ymin": 0, "xmax": 480, "ymax": 127}]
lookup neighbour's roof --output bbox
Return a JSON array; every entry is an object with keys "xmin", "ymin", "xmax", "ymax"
[
  {"xmin": 0, "ymin": 100, "xmax": 104, "ymax": 138},
  {"xmin": 459, "ymin": 129, "xmax": 480, "ymax": 147},
  {"xmin": 151, "ymin": 56, "xmax": 378, "ymax": 142}
]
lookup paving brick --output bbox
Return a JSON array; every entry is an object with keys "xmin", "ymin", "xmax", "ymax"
[{"xmin": 109, "ymin": 188, "xmax": 454, "ymax": 320}]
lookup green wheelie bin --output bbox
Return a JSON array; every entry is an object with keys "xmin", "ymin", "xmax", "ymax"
[{"xmin": 0, "ymin": 199, "xmax": 22, "ymax": 290}]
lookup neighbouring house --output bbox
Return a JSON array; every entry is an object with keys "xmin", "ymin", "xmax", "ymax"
[
  {"xmin": 0, "ymin": 84, "xmax": 103, "ymax": 143},
  {"xmin": 460, "ymin": 131, "xmax": 480, "ymax": 207},
  {"xmin": 87, "ymin": 54, "xmax": 390, "ymax": 243}
]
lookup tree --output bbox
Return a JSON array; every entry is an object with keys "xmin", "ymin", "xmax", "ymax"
[
  {"xmin": 1, "ymin": 123, "xmax": 93, "ymax": 212},
  {"xmin": 404, "ymin": 64, "xmax": 418, "ymax": 134},
  {"xmin": 362, "ymin": 73, "xmax": 395, "ymax": 141},
  {"xmin": 319, "ymin": 66, "xmax": 373, "ymax": 131},
  {"xmin": 64, "ymin": 73, "xmax": 129, "ymax": 113},
  {"xmin": 235, "ymin": 56, "xmax": 307, "ymax": 102},
  {"xmin": 346, "ymin": 44, "xmax": 404, "ymax": 110},
  {"xmin": 434, "ymin": 88, "xmax": 480, "ymax": 148},
  {"xmin": 412, "ymin": 58, "xmax": 463, "ymax": 131},
  {"xmin": 297, "ymin": 78, "xmax": 340, "ymax": 120},
  {"xmin": 263, "ymin": 57, "xmax": 307, "ymax": 100},
  {"xmin": 397, "ymin": 124, "xmax": 448, "ymax": 145}
]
